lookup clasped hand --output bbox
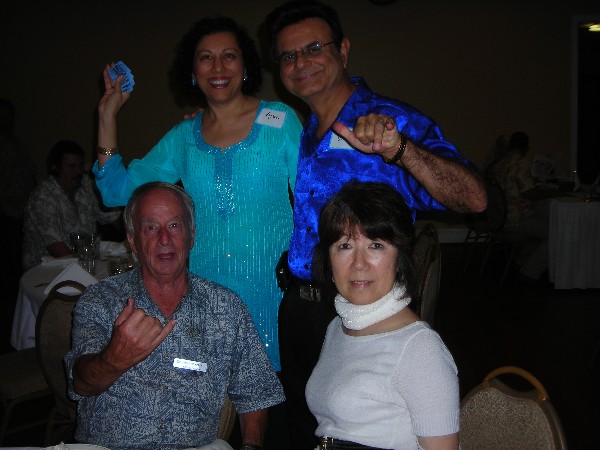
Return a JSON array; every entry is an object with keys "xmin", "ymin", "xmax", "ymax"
[
  {"xmin": 102, "ymin": 298, "xmax": 176, "ymax": 373},
  {"xmin": 98, "ymin": 63, "xmax": 131, "ymax": 118},
  {"xmin": 332, "ymin": 113, "xmax": 403, "ymax": 161}
]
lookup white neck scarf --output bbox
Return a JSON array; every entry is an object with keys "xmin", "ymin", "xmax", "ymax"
[{"xmin": 334, "ymin": 282, "xmax": 411, "ymax": 330}]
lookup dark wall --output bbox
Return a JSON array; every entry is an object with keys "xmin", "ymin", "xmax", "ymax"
[{"xmin": 2, "ymin": 0, "xmax": 599, "ymax": 180}]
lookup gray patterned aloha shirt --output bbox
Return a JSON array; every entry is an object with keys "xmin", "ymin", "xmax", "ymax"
[
  {"xmin": 65, "ymin": 269, "xmax": 284, "ymax": 450},
  {"xmin": 22, "ymin": 174, "xmax": 117, "ymax": 270}
]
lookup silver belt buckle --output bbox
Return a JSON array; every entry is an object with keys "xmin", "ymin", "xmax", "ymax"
[{"xmin": 299, "ymin": 284, "xmax": 321, "ymax": 302}]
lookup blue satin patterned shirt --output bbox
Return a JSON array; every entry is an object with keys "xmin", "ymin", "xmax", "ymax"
[{"xmin": 288, "ymin": 77, "xmax": 471, "ymax": 281}]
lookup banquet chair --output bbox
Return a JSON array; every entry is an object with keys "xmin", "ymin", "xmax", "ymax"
[
  {"xmin": 217, "ymin": 395, "xmax": 237, "ymax": 440},
  {"xmin": 35, "ymin": 280, "xmax": 86, "ymax": 445},
  {"xmin": 0, "ymin": 347, "xmax": 52, "ymax": 445},
  {"xmin": 460, "ymin": 178, "xmax": 506, "ymax": 272},
  {"xmin": 460, "ymin": 366, "xmax": 568, "ymax": 450},
  {"xmin": 412, "ymin": 223, "xmax": 441, "ymax": 326},
  {"xmin": 476, "ymin": 180, "xmax": 542, "ymax": 286}
]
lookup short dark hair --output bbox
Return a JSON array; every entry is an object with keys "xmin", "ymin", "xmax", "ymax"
[
  {"xmin": 312, "ymin": 181, "xmax": 416, "ymax": 297},
  {"xmin": 169, "ymin": 16, "xmax": 262, "ymax": 106},
  {"xmin": 265, "ymin": 0, "xmax": 345, "ymax": 61},
  {"xmin": 46, "ymin": 140, "xmax": 84, "ymax": 176},
  {"xmin": 124, "ymin": 182, "xmax": 196, "ymax": 239}
]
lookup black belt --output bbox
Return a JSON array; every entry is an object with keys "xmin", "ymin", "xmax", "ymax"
[
  {"xmin": 288, "ymin": 275, "xmax": 322, "ymax": 302},
  {"xmin": 276, "ymin": 250, "xmax": 322, "ymax": 301},
  {"xmin": 318, "ymin": 436, "xmax": 390, "ymax": 450}
]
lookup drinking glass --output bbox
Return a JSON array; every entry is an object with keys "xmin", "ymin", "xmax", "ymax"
[
  {"xmin": 76, "ymin": 240, "xmax": 97, "ymax": 274},
  {"xmin": 69, "ymin": 232, "xmax": 86, "ymax": 254},
  {"xmin": 107, "ymin": 256, "xmax": 129, "ymax": 275}
]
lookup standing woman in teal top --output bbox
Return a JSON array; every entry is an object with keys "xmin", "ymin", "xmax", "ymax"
[{"xmin": 94, "ymin": 16, "xmax": 302, "ymax": 371}]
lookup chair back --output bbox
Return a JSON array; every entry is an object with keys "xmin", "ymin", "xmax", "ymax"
[
  {"xmin": 413, "ymin": 223, "xmax": 441, "ymax": 326},
  {"xmin": 217, "ymin": 396, "xmax": 237, "ymax": 440},
  {"xmin": 35, "ymin": 280, "xmax": 85, "ymax": 413},
  {"xmin": 460, "ymin": 366, "xmax": 568, "ymax": 450},
  {"xmin": 465, "ymin": 178, "xmax": 507, "ymax": 234}
]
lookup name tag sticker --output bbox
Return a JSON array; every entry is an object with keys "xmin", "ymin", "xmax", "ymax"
[
  {"xmin": 173, "ymin": 358, "xmax": 207, "ymax": 372},
  {"xmin": 329, "ymin": 132, "xmax": 353, "ymax": 150},
  {"xmin": 256, "ymin": 108, "xmax": 285, "ymax": 128}
]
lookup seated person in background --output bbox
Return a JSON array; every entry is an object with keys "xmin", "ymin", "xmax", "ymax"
[
  {"xmin": 488, "ymin": 131, "xmax": 549, "ymax": 281},
  {"xmin": 65, "ymin": 182, "xmax": 284, "ymax": 450},
  {"xmin": 307, "ymin": 181, "xmax": 459, "ymax": 450},
  {"xmin": 22, "ymin": 140, "xmax": 121, "ymax": 270}
]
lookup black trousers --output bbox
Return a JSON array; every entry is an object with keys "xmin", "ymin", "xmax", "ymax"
[{"xmin": 278, "ymin": 282, "xmax": 337, "ymax": 450}]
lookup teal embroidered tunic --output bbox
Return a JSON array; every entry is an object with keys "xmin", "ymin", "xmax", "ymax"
[{"xmin": 93, "ymin": 100, "xmax": 302, "ymax": 370}]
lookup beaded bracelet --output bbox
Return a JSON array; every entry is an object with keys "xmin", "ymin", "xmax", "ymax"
[
  {"xmin": 96, "ymin": 146, "xmax": 119, "ymax": 156},
  {"xmin": 383, "ymin": 132, "xmax": 407, "ymax": 165}
]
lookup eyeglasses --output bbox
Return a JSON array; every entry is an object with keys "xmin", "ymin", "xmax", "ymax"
[{"xmin": 277, "ymin": 41, "xmax": 337, "ymax": 66}]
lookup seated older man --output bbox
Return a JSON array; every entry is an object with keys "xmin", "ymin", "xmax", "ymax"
[{"xmin": 65, "ymin": 182, "xmax": 283, "ymax": 450}]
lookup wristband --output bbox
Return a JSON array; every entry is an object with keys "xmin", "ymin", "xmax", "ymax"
[
  {"xmin": 96, "ymin": 146, "xmax": 119, "ymax": 156},
  {"xmin": 383, "ymin": 132, "xmax": 407, "ymax": 165}
]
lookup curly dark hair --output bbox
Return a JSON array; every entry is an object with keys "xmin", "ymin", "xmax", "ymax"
[
  {"xmin": 169, "ymin": 16, "xmax": 262, "ymax": 106},
  {"xmin": 265, "ymin": 0, "xmax": 345, "ymax": 61},
  {"xmin": 312, "ymin": 181, "xmax": 416, "ymax": 299}
]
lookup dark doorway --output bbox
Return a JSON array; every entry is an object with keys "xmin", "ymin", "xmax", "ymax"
[{"xmin": 576, "ymin": 23, "xmax": 600, "ymax": 183}]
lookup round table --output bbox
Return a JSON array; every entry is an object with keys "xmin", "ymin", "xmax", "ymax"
[
  {"xmin": 10, "ymin": 259, "xmax": 108, "ymax": 351},
  {"xmin": 548, "ymin": 197, "xmax": 600, "ymax": 289}
]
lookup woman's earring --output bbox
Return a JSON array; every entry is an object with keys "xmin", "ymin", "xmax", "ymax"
[
  {"xmin": 243, "ymin": 69, "xmax": 248, "ymax": 82},
  {"xmin": 191, "ymin": 75, "xmax": 197, "ymax": 86}
]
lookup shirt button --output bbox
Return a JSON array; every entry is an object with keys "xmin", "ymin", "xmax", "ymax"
[
  {"xmin": 309, "ymin": 189, "xmax": 315, "ymax": 195},
  {"xmin": 162, "ymin": 385, "xmax": 168, "ymax": 391},
  {"xmin": 163, "ymin": 355, "xmax": 170, "ymax": 362},
  {"xmin": 306, "ymin": 226, "xmax": 312, "ymax": 232}
]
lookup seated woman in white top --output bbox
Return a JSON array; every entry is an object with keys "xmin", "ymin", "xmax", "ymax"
[{"xmin": 306, "ymin": 181, "xmax": 460, "ymax": 450}]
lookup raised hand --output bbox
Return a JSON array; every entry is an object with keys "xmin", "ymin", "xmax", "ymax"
[
  {"xmin": 102, "ymin": 298, "xmax": 176, "ymax": 372},
  {"xmin": 332, "ymin": 113, "xmax": 403, "ymax": 161},
  {"xmin": 98, "ymin": 63, "xmax": 131, "ymax": 119}
]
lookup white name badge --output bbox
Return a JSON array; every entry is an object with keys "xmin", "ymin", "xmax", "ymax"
[
  {"xmin": 256, "ymin": 108, "xmax": 286, "ymax": 128},
  {"xmin": 173, "ymin": 358, "xmax": 207, "ymax": 372},
  {"xmin": 329, "ymin": 132, "xmax": 353, "ymax": 150}
]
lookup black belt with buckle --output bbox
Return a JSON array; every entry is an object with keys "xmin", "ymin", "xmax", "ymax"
[
  {"xmin": 289, "ymin": 275, "xmax": 322, "ymax": 302},
  {"xmin": 318, "ymin": 436, "xmax": 389, "ymax": 450},
  {"xmin": 276, "ymin": 251, "xmax": 322, "ymax": 302}
]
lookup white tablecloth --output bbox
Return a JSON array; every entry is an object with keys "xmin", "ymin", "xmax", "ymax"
[
  {"xmin": 0, "ymin": 447, "xmax": 43, "ymax": 449},
  {"xmin": 10, "ymin": 260, "xmax": 108, "ymax": 351},
  {"xmin": 548, "ymin": 197, "xmax": 600, "ymax": 289}
]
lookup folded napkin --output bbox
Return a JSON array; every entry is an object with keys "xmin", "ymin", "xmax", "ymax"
[
  {"xmin": 40, "ymin": 255, "xmax": 79, "ymax": 267},
  {"xmin": 99, "ymin": 240, "xmax": 128, "ymax": 257},
  {"xmin": 43, "ymin": 262, "xmax": 99, "ymax": 295}
]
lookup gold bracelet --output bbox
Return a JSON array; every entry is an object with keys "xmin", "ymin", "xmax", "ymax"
[
  {"xmin": 96, "ymin": 146, "xmax": 119, "ymax": 156},
  {"xmin": 383, "ymin": 132, "xmax": 407, "ymax": 165}
]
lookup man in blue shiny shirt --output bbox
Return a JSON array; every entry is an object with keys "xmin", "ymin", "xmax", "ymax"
[{"xmin": 266, "ymin": 1, "xmax": 487, "ymax": 448}]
